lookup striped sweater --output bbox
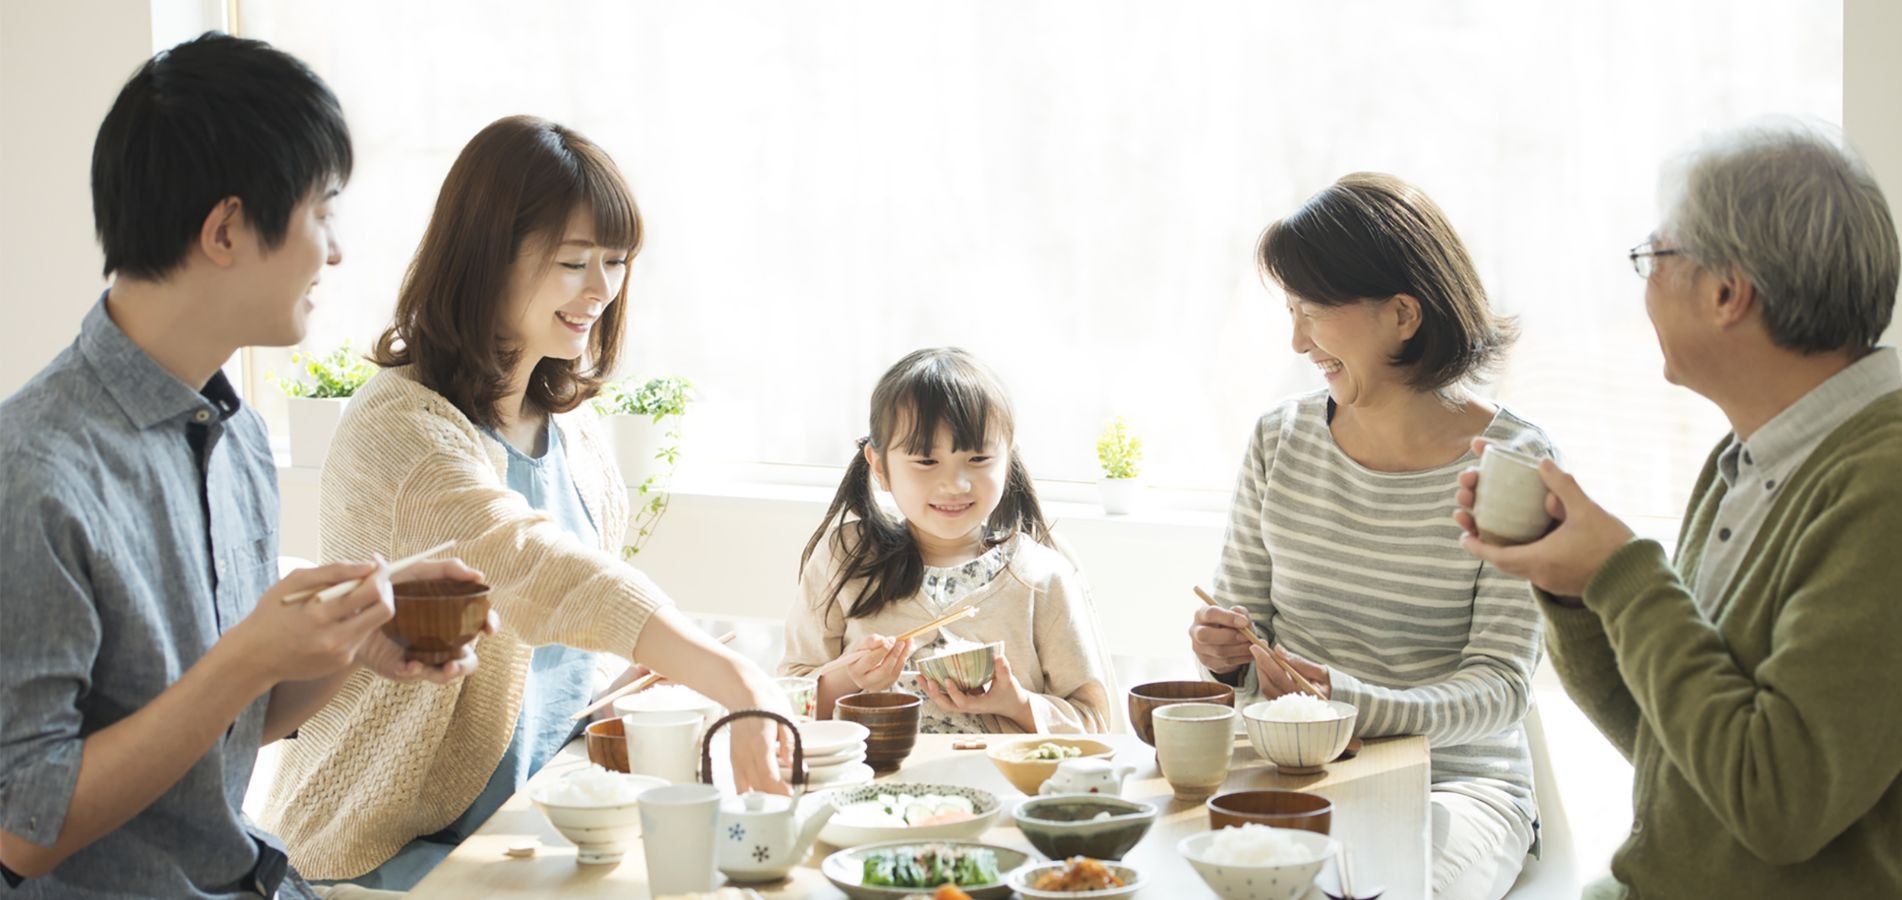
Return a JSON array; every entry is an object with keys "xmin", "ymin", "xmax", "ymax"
[{"xmin": 1212, "ymin": 391, "xmax": 1551, "ymax": 828}]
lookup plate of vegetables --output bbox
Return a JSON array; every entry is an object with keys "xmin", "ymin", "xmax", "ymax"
[
  {"xmin": 1008, "ymin": 857, "xmax": 1144, "ymax": 898},
  {"xmin": 821, "ymin": 841, "xmax": 1028, "ymax": 899},
  {"xmin": 820, "ymin": 783, "xmax": 1001, "ymax": 847}
]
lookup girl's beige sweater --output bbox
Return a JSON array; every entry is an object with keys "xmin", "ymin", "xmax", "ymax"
[
  {"xmin": 258, "ymin": 367, "xmax": 668, "ymax": 879},
  {"xmin": 780, "ymin": 526, "xmax": 1114, "ymax": 733}
]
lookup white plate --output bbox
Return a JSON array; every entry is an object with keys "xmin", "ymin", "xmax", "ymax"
[
  {"xmin": 801, "ymin": 744, "xmax": 868, "ymax": 767},
  {"xmin": 818, "ymin": 782, "xmax": 1001, "ymax": 847},
  {"xmin": 820, "ymin": 840, "xmax": 1027, "ymax": 900},
  {"xmin": 803, "ymin": 761, "xmax": 875, "ymax": 788},
  {"xmin": 798, "ymin": 720, "xmax": 872, "ymax": 757},
  {"xmin": 1009, "ymin": 861, "xmax": 1144, "ymax": 899}
]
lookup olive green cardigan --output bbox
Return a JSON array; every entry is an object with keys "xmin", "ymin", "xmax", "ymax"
[{"xmin": 1542, "ymin": 391, "xmax": 1902, "ymax": 898}]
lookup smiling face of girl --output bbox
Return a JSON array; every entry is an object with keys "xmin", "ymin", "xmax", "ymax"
[{"xmin": 867, "ymin": 413, "xmax": 1009, "ymax": 565}]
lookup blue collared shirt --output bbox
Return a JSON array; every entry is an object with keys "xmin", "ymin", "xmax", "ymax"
[{"xmin": 0, "ymin": 297, "xmax": 314, "ymax": 898}]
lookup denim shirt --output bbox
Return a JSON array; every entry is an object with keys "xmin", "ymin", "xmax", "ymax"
[{"xmin": 0, "ymin": 298, "xmax": 312, "ymax": 899}]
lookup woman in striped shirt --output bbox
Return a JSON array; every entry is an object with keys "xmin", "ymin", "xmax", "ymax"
[{"xmin": 1189, "ymin": 173, "xmax": 1554, "ymax": 900}]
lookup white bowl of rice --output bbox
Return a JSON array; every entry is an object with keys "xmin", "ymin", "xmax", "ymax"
[
  {"xmin": 611, "ymin": 683, "xmax": 724, "ymax": 736},
  {"xmin": 1241, "ymin": 696, "xmax": 1357, "ymax": 775},
  {"xmin": 1179, "ymin": 824, "xmax": 1337, "ymax": 900},
  {"xmin": 529, "ymin": 766, "xmax": 670, "ymax": 865}
]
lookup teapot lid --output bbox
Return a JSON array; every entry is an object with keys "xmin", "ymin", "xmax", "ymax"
[{"xmin": 721, "ymin": 790, "xmax": 792, "ymax": 815}]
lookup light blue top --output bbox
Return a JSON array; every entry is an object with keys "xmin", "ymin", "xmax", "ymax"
[{"xmin": 344, "ymin": 419, "xmax": 600, "ymax": 890}]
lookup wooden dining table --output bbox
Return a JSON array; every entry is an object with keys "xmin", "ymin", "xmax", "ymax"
[{"xmin": 409, "ymin": 731, "xmax": 1431, "ymax": 899}]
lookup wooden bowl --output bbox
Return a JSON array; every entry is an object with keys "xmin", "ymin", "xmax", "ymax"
[
  {"xmin": 1206, "ymin": 789, "xmax": 1332, "ymax": 835},
  {"xmin": 385, "ymin": 579, "xmax": 491, "ymax": 664},
  {"xmin": 1127, "ymin": 680, "xmax": 1235, "ymax": 747},
  {"xmin": 584, "ymin": 717, "xmax": 630, "ymax": 773},
  {"xmin": 834, "ymin": 691, "xmax": 922, "ymax": 773}
]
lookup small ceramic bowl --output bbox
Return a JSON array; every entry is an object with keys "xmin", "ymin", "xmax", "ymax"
[
  {"xmin": 1179, "ymin": 827, "xmax": 1337, "ymax": 900},
  {"xmin": 1012, "ymin": 795, "xmax": 1158, "ymax": 861},
  {"xmin": 1207, "ymin": 789, "xmax": 1332, "ymax": 835},
  {"xmin": 1127, "ymin": 680, "xmax": 1235, "ymax": 747},
  {"xmin": 986, "ymin": 738, "xmax": 1117, "ymax": 795},
  {"xmin": 529, "ymin": 772, "xmax": 669, "ymax": 865},
  {"xmin": 1241, "ymin": 700, "xmax": 1358, "ymax": 775},
  {"xmin": 385, "ymin": 579, "xmax": 491, "ymax": 664},
  {"xmin": 915, "ymin": 641, "xmax": 1003, "ymax": 692},
  {"xmin": 583, "ymin": 718, "xmax": 630, "ymax": 773},
  {"xmin": 777, "ymin": 675, "xmax": 818, "ymax": 720},
  {"xmin": 1008, "ymin": 859, "xmax": 1145, "ymax": 899},
  {"xmin": 834, "ymin": 691, "xmax": 922, "ymax": 772}
]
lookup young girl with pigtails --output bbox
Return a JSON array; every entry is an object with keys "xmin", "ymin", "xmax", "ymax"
[{"xmin": 779, "ymin": 347, "xmax": 1113, "ymax": 734}]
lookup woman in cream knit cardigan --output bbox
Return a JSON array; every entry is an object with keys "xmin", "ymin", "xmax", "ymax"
[{"xmin": 259, "ymin": 117, "xmax": 791, "ymax": 887}]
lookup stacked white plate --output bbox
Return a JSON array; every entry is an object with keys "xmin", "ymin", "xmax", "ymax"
[{"xmin": 788, "ymin": 720, "xmax": 874, "ymax": 787}]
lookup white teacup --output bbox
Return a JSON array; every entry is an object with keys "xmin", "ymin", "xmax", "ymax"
[
  {"xmin": 622, "ymin": 710, "xmax": 701, "ymax": 784},
  {"xmin": 1153, "ymin": 702, "xmax": 1237, "ymax": 800},
  {"xmin": 1474, "ymin": 445, "xmax": 1553, "ymax": 545},
  {"xmin": 637, "ymin": 783, "xmax": 722, "ymax": 895}
]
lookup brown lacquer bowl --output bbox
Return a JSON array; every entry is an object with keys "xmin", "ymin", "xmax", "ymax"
[
  {"xmin": 1207, "ymin": 789, "xmax": 1333, "ymax": 835},
  {"xmin": 1128, "ymin": 680, "xmax": 1236, "ymax": 747},
  {"xmin": 384, "ymin": 579, "xmax": 491, "ymax": 665},
  {"xmin": 834, "ymin": 691, "xmax": 923, "ymax": 773}
]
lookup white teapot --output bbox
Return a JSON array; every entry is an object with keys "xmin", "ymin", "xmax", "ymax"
[
  {"xmin": 715, "ymin": 790, "xmax": 837, "ymax": 883},
  {"xmin": 703, "ymin": 710, "xmax": 838, "ymax": 883},
  {"xmin": 1039, "ymin": 758, "xmax": 1138, "ymax": 797}
]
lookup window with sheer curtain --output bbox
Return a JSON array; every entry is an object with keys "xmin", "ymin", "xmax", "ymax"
[{"xmin": 239, "ymin": 0, "xmax": 1840, "ymax": 525}]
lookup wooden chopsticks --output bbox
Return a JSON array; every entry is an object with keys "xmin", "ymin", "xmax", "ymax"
[
  {"xmin": 1194, "ymin": 585, "xmax": 1323, "ymax": 697},
  {"xmin": 280, "ymin": 540, "xmax": 458, "ymax": 605},
  {"xmin": 567, "ymin": 631, "xmax": 736, "ymax": 721},
  {"xmin": 809, "ymin": 601, "xmax": 983, "ymax": 681}
]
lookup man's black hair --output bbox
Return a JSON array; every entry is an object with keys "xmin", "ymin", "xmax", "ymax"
[{"xmin": 91, "ymin": 31, "xmax": 352, "ymax": 280}]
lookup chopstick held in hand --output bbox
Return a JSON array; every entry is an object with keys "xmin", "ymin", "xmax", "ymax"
[
  {"xmin": 1193, "ymin": 585, "xmax": 1323, "ymax": 698},
  {"xmin": 280, "ymin": 540, "xmax": 458, "ymax": 605}
]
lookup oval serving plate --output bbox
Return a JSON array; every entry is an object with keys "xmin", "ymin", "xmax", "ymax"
[
  {"xmin": 820, "ymin": 840, "xmax": 1028, "ymax": 900},
  {"xmin": 819, "ymin": 782, "xmax": 1001, "ymax": 847}
]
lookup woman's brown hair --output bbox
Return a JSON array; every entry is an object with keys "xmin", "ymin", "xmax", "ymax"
[
  {"xmin": 1258, "ymin": 172, "xmax": 1515, "ymax": 392},
  {"xmin": 374, "ymin": 115, "xmax": 642, "ymax": 428}
]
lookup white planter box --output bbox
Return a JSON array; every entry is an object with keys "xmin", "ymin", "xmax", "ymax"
[
  {"xmin": 607, "ymin": 414, "xmax": 681, "ymax": 490},
  {"xmin": 288, "ymin": 397, "xmax": 348, "ymax": 470},
  {"xmin": 1097, "ymin": 478, "xmax": 1143, "ymax": 516}
]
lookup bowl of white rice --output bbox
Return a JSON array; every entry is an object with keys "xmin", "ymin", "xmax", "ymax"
[
  {"xmin": 1241, "ymin": 696, "xmax": 1357, "ymax": 775},
  {"xmin": 1179, "ymin": 824, "xmax": 1337, "ymax": 900},
  {"xmin": 611, "ymin": 683, "xmax": 724, "ymax": 737},
  {"xmin": 529, "ymin": 766, "xmax": 670, "ymax": 865}
]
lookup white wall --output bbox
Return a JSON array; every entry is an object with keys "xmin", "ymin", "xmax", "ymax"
[
  {"xmin": 0, "ymin": 2, "xmax": 143, "ymax": 395},
  {"xmin": 1845, "ymin": 0, "xmax": 1902, "ymax": 345},
  {"xmin": 0, "ymin": 0, "xmax": 223, "ymax": 398}
]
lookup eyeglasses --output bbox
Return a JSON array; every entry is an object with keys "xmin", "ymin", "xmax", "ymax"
[{"xmin": 1628, "ymin": 241, "xmax": 1681, "ymax": 278}]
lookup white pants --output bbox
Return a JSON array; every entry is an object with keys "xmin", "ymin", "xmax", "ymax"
[{"xmin": 1430, "ymin": 791, "xmax": 1535, "ymax": 900}]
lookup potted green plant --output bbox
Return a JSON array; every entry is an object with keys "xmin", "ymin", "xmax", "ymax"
[
  {"xmin": 593, "ymin": 375, "xmax": 693, "ymax": 556},
  {"xmin": 270, "ymin": 341, "xmax": 376, "ymax": 469},
  {"xmin": 1095, "ymin": 415, "xmax": 1144, "ymax": 515}
]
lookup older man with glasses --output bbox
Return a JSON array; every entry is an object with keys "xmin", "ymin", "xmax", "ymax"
[{"xmin": 1457, "ymin": 121, "xmax": 1902, "ymax": 899}]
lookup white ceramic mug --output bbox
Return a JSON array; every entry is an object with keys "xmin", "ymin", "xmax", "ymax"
[
  {"xmin": 1474, "ymin": 445, "xmax": 1553, "ymax": 545},
  {"xmin": 637, "ymin": 783, "xmax": 722, "ymax": 895},
  {"xmin": 1153, "ymin": 702, "xmax": 1237, "ymax": 799},
  {"xmin": 622, "ymin": 710, "xmax": 701, "ymax": 784}
]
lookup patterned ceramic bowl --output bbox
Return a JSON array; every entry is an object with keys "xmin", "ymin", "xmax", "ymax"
[{"xmin": 915, "ymin": 641, "xmax": 1002, "ymax": 692}]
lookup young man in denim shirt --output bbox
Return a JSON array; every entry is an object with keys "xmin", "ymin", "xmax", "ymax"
[{"xmin": 0, "ymin": 33, "xmax": 487, "ymax": 898}]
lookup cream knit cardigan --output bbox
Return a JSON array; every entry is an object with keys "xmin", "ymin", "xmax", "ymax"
[{"xmin": 258, "ymin": 366, "xmax": 668, "ymax": 879}]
